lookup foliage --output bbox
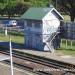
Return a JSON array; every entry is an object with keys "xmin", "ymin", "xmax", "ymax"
[
  {"xmin": 0, "ymin": 0, "xmax": 7, "ymax": 3},
  {"xmin": 0, "ymin": 0, "xmax": 52, "ymax": 17},
  {"xmin": 30, "ymin": 0, "xmax": 50, "ymax": 7},
  {"xmin": 14, "ymin": 2, "xmax": 30, "ymax": 15},
  {"xmin": 52, "ymin": 0, "xmax": 75, "ymax": 22},
  {"xmin": 0, "ymin": 0, "xmax": 30, "ymax": 17},
  {"xmin": 0, "ymin": 31, "xmax": 24, "ymax": 44},
  {"xmin": 0, "ymin": 0, "xmax": 75, "ymax": 22}
]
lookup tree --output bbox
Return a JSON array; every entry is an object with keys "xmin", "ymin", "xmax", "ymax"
[
  {"xmin": 0, "ymin": 0, "xmax": 53, "ymax": 16},
  {"xmin": 30, "ymin": 0, "xmax": 50, "ymax": 7},
  {"xmin": 0, "ymin": 0, "xmax": 5, "ymax": 3},
  {"xmin": 0, "ymin": 0, "xmax": 30, "ymax": 17},
  {"xmin": 52, "ymin": 0, "xmax": 75, "ymax": 22},
  {"xmin": 0, "ymin": 0, "xmax": 16, "ymax": 17},
  {"xmin": 14, "ymin": 2, "xmax": 30, "ymax": 15}
]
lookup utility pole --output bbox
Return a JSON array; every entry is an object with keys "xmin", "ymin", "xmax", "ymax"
[{"xmin": 9, "ymin": 29, "xmax": 14, "ymax": 75}]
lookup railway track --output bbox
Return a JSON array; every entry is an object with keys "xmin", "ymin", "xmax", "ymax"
[{"xmin": 0, "ymin": 50, "xmax": 75, "ymax": 75}]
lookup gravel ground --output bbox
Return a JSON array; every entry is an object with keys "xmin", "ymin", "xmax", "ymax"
[{"xmin": 0, "ymin": 62, "xmax": 36, "ymax": 75}]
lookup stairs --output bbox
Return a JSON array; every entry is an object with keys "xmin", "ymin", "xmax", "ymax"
[
  {"xmin": 46, "ymin": 42, "xmax": 55, "ymax": 53},
  {"xmin": 43, "ymin": 20, "xmax": 60, "ymax": 52},
  {"xmin": 45, "ymin": 31, "xmax": 59, "ymax": 53}
]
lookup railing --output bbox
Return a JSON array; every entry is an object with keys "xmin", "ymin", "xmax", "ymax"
[
  {"xmin": 44, "ymin": 30, "xmax": 60, "ymax": 53},
  {"xmin": 60, "ymin": 22, "xmax": 75, "ymax": 50}
]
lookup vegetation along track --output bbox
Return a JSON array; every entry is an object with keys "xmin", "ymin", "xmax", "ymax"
[{"xmin": 0, "ymin": 49, "xmax": 75, "ymax": 75}]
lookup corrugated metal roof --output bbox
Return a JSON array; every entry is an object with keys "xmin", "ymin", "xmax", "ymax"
[
  {"xmin": 21, "ymin": 7, "xmax": 53, "ymax": 20},
  {"xmin": 21, "ymin": 7, "xmax": 64, "ymax": 20}
]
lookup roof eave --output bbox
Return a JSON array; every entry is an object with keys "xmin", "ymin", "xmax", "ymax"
[{"xmin": 51, "ymin": 8, "xmax": 64, "ymax": 20}]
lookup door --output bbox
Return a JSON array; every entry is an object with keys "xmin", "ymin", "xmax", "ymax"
[
  {"xmin": 28, "ymin": 35, "xmax": 32, "ymax": 48},
  {"xmin": 36, "ymin": 34, "xmax": 42, "ymax": 50}
]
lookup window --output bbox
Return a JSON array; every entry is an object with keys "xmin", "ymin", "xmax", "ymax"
[
  {"xmin": 34, "ymin": 21, "xmax": 42, "ymax": 28},
  {"xmin": 24, "ymin": 20, "xmax": 27, "ymax": 25},
  {"xmin": 27, "ymin": 20, "xmax": 32, "ymax": 27},
  {"xmin": 32, "ymin": 22, "xmax": 34, "ymax": 27}
]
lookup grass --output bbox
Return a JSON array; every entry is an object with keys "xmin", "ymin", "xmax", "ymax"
[
  {"xmin": 56, "ymin": 49, "xmax": 75, "ymax": 56},
  {"xmin": 0, "ymin": 31, "xmax": 24, "ymax": 44},
  {"xmin": 56, "ymin": 39, "xmax": 75, "ymax": 56}
]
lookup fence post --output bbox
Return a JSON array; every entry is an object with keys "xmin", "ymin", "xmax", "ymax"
[
  {"xmin": 5, "ymin": 26, "xmax": 8, "ymax": 36},
  {"xmin": 61, "ymin": 39, "xmax": 62, "ymax": 47},
  {"xmin": 66, "ymin": 40, "xmax": 67, "ymax": 48},
  {"xmin": 71, "ymin": 40, "xmax": 72, "ymax": 49}
]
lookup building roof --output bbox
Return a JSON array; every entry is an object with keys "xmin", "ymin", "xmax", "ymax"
[{"xmin": 21, "ymin": 7, "xmax": 63, "ymax": 20}]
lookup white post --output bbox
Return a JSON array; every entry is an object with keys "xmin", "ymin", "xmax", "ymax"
[
  {"xmin": 66, "ymin": 40, "xmax": 67, "ymax": 48},
  {"xmin": 5, "ymin": 26, "xmax": 8, "ymax": 36},
  {"xmin": 71, "ymin": 40, "xmax": 72, "ymax": 49},
  {"xmin": 9, "ymin": 36, "xmax": 14, "ymax": 75},
  {"xmin": 61, "ymin": 39, "xmax": 62, "ymax": 47}
]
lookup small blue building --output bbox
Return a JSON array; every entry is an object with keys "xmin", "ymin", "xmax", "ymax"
[{"xmin": 21, "ymin": 7, "xmax": 63, "ymax": 52}]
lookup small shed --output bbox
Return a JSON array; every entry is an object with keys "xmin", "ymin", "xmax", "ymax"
[{"xmin": 21, "ymin": 7, "xmax": 63, "ymax": 52}]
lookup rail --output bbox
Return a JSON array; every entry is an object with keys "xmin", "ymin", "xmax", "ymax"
[{"xmin": 0, "ymin": 50, "xmax": 75, "ymax": 75}]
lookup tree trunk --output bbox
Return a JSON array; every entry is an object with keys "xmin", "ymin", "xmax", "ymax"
[
  {"xmin": 70, "ymin": 8, "xmax": 75, "ymax": 22},
  {"xmin": 70, "ymin": 16, "xmax": 74, "ymax": 22}
]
